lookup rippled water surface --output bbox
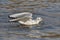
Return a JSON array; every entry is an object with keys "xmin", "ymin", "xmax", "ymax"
[{"xmin": 0, "ymin": 0, "xmax": 60, "ymax": 40}]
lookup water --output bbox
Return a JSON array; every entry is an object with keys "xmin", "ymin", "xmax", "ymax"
[{"xmin": 0, "ymin": 0, "xmax": 60, "ymax": 40}]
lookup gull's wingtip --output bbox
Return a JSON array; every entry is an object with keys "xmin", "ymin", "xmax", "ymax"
[{"xmin": 8, "ymin": 15, "xmax": 16, "ymax": 19}]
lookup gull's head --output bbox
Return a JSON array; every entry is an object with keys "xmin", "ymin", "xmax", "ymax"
[{"xmin": 36, "ymin": 17, "xmax": 43, "ymax": 21}]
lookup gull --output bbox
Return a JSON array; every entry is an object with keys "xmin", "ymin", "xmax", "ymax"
[{"xmin": 8, "ymin": 12, "xmax": 43, "ymax": 25}]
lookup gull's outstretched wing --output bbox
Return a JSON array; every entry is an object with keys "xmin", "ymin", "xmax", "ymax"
[
  {"xmin": 9, "ymin": 12, "xmax": 32, "ymax": 22},
  {"xmin": 9, "ymin": 12, "xmax": 32, "ymax": 19},
  {"xmin": 9, "ymin": 17, "xmax": 31, "ymax": 22}
]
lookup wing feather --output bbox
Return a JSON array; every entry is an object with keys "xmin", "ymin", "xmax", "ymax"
[{"xmin": 9, "ymin": 12, "xmax": 32, "ymax": 18}]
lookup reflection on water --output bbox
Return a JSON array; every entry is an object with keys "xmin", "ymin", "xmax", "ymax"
[{"xmin": 0, "ymin": 0, "xmax": 60, "ymax": 40}]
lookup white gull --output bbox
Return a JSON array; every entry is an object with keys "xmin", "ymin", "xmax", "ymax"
[{"xmin": 9, "ymin": 12, "xmax": 43, "ymax": 25}]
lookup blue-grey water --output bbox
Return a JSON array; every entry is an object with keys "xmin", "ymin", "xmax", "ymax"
[{"xmin": 0, "ymin": 0, "xmax": 60, "ymax": 40}]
